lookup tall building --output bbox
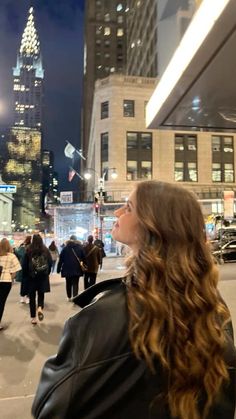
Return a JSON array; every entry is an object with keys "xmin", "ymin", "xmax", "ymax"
[
  {"xmin": 2, "ymin": 7, "xmax": 44, "ymax": 230},
  {"xmin": 126, "ymin": 0, "xmax": 197, "ymax": 77},
  {"xmin": 82, "ymin": 0, "xmax": 127, "ymax": 157},
  {"xmin": 13, "ymin": 6, "xmax": 44, "ymax": 129},
  {"xmin": 42, "ymin": 150, "xmax": 59, "ymax": 210}
]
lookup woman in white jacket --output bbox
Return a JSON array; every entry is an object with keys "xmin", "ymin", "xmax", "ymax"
[{"xmin": 0, "ymin": 238, "xmax": 21, "ymax": 330}]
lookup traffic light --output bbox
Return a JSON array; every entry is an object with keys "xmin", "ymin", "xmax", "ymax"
[{"xmin": 94, "ymin": 197, "xmax": 99, "ymax": 214}]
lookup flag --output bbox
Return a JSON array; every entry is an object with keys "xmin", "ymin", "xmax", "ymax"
[
  {"xmin": 64, "ymin": 141, "xmax": 86, "ymax": 160},
  {"xmin": 68, "ymin": 168, "xmax": 76, "ymax": 182},
  {"xmin": 64, "ymin": 142, "xmax": 75, "ymax": 159}
]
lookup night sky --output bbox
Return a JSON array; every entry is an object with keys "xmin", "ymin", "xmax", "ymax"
[{"xmin": 0, "ymin": 0, "xmax": 85, "ymax": 190}]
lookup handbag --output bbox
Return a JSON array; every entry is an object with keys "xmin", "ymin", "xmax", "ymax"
[{"xmin": 72, "ymin": 249, "xmax": 88, "ymax": 272}]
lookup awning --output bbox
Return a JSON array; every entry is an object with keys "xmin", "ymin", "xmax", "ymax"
[{"xmin": 146, "ymin": 0, "xmax": 236, "ymax": 131}]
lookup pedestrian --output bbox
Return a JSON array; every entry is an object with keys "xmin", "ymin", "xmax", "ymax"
[
  {"xmin": 0, "ymin": 238, "xmax": 21, "ymax": 330},
  {"xmin": 22, "ymin": 234, "xmax": 52, "ymax": 325},
  {"xmin": 48, "ymin": 240, "xmax": 59, "ymax": 273},
  {"xmin": 32, "ymin": 180, "xmax": 236, "ymax": 419},
  {"xmin": 57, "ymin": 235, "xmax": 86, "ymax": 301},
  {"xmin": 14, "ymin": 235, "xmax": 31, "ymax": 303},
  {"xmin": 83, "ymin": 235, "xmax": 102, "ymax": 289},
  {"xmin": 94, "ymin": 235, "xmax": 106, "ymax": 267}
]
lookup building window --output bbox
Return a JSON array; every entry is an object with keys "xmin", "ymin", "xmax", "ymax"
[
  {"xmin": 104, "ymin": 13, "xmax": 110, "ymax": 22},
  {"xmin": 175, "ymin": 162, "xmax": 184, "ymax": 181},
  {"xmin": 212, "ymin": 135, "xmax": 234, "ymax": 182},
  {"xmin": 104, "ymin": 40, "xmax": 110, "ymax": 47},
  {"xmin": 212, "ymin": 163, "xmax": 221, "ymax": 182},
  {"xmin": 101, "ymin": 133, "xmax": 108, "ymax": 180},
  {"xmin": 101, "ymin": 101, "xmax": 109, "ymax": 119},
  {"xmin": 174, "ymin": 134, "xmax": 197, "ymax": 182},
  {"xmin": 126, "ymin": 132, "xmax": 152, "ymax": 180},
  {"xmin": 127, "ymin": 132, "xmax": 137, "ymax": 149},
  {"xmin": 117, "ymin": 3, "xmax": 123, "ymax": 12},
  {"xmin": 123, "ymin": 100, "xmax": 135, "ymax": 117},
  {"xmin": 104, "ymin": 27, "xmax": 111, "ymax": 36},
  {"xmin": 117, "ymin": 28, "xmax": 124, "ymax": 37},
  {"xmin": 127, "ymin": 161, "xmax": 137, "ymax": 180},
  {"xmin": 141, "ymin": 161, "xmax": 152, "ymax": 179},
  {"xmin": 117, "ymin": 15, "xmax": 123, "ymax": 23},
  {"xmin": 224, "ymin": 163, "xmax": 234, "ymax": 182}
]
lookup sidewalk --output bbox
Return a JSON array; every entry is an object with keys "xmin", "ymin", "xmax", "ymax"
[{"xmin": 0, "ymin": 258, "xmax": 235, "ymax": 419}]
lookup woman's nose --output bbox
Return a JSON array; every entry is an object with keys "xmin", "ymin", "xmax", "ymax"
[{"xmin": 114, "ymin": 206, "xmax": 125, "ymax": 217}]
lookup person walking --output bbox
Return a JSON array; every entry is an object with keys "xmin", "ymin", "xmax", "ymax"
[
  {"xmin": 48, "ymin": 240, "xmax": 59, "ymax": 273},
  {"xmin": 22, "ymin": 234, "xmax": 52, "ymax": 325},
  {"xmin": 14, "ymin": 235, "xmax": 31, "ymax": 303},
  {"xmin": 83, "ymin": 235, "xmax": 102, "ymax": 289},
  {"xmin": 32, "ymin": 181, "xmax": 236, "ymax": 419},
  {"xmin": 57, "ymin": 235, "xmax": 86, "ymax": 300},
  {"xmin": 0, "ymin": 238, "xmax": 21, "ymax": 330}
]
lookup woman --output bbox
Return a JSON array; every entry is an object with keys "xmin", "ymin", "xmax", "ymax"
[
  {"xmin": 32, "ymin": 181, "xmax": 236, "ymax": 418},
  {"xmin": 83, "ymin": 235, "xmax": 102, "ymax": 289},
  {"xmin": 15, "ymin": 235, "xmax": 31, "ymax": 303},
  {"xmin": 48, "ymin": 240, "xmax": 59, "ymax": 273},
  {"xmin": 23, "ymin": 234, "xmax": 52, "ymax": 325},
  {"xmin": 0, "ymin": 238, "xmax": 21, "ymax": 330},
  {"xmin": 57, "ymin": 235, "xmax": 86, "ymax": 301}
]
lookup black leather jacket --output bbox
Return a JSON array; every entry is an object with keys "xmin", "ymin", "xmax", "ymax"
[{"xmin": 32, "ymin": 279, "xmax": 236, "ymax": 419}]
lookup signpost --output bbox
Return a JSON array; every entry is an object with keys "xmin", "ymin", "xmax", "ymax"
[{"xmin": 0, "ymin": 185, "xmax": 17, "ymax": 193}]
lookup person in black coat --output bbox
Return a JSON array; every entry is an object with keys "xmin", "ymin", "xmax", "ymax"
[
  {"xmin": 32, "ymin": 181, "xmax": 236, "ymax": 418},
  {"xmin": 57, "ymin": 235, "xmax": 86, "ymax": 300},
  {"xmin": 22, "ymin": 234, "xmax": 52, "ymax": 325}
]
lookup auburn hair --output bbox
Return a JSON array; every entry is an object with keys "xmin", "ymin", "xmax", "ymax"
[
  {"xmin": 125, "ymin": 181, "xmax": 230, "ymax": 419},
  {"xmin": 0, "ymin": 238, "xmax": 12, "ymax": 256}
]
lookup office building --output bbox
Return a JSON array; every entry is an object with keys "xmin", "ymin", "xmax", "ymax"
[
  {"xmin": 82, "ymin": 0, "xmax": 127, "ymax": 157},
  {"xmin": 2, "ymin": 7, "xmax": 44, "ymax": 229},
  {"xmin": 42, "ymin": 150, "xmax": 59, "ymax": 210}
]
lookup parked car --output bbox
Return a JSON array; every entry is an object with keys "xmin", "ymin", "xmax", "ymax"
[{"xmin": 212, "ymin": 240, "xmax": 236, "ymax": 263}]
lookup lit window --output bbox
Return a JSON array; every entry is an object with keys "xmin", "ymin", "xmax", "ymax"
[
  {"xmin": 127, "ymin": 161, "xmax": 137, "ymax": 180},
  {"xmin": 175, "ymin": 162, "xmax": 184, "ymax": 181},
  {"xmin": 188, "ymin": 162, "xmax": 197, "ymax": 182},
  {"xmin": 224, "ymin": 163, "xmax": 234, "ymax": 182},
  {"xmin": 96, "ymin": 26, "xmax": 102, "ymax": 35},
  {"xmin": 141, "ymin": 161, "xmax": 152, "ymax": 179},
  {"xmin": 123, "ymin": 100, "xmax": 135, "ymax": 117},
  {"xmin": 104, "ymin": 27, "xmax": 111, "ymax": 36},
  {"xmin": 223, "ymin": 137, "xmax": 233, "ymax": 152},
  {"xmin": 110, "ymin": 67, "xmax": 115, "ymax": 72},
  {"xmin": 131, "ymin": 42, "xmax": 135, "ymax": 49},
  {"xmin": 117, "ymin": 3, "xmax": 123, "ymax": 12},
  {"xmin": 117, "ymin": 28, "xmax": 124, "ymax": 37},
  {"xmin": 104, "ymin": 13, "xmax": 110, "ymax": 22},
  {"xmin": 105, "ymin": 53, "xmax": 110, "ymax": 58},
  {"xmin": 212, "ymin": 163, "xmax": 221, "ymax": 182}
]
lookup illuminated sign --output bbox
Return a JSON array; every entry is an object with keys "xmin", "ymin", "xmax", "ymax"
[{"xmin": 0, "ymin": 185, "xmax": 17, "ymax": 193}]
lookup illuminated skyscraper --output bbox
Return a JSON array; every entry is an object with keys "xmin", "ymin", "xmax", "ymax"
[
  {"xmin": 2, "ymin": 7, "xmax": 44, "ymax": 229},
  {"xmin": 13, "ymin": 6, "xmax": 44, "ymax": 128}
]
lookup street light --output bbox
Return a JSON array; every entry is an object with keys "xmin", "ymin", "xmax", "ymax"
[{"xmin": 84, "ymin": 167, "xmax": 118, "ymax": 240}]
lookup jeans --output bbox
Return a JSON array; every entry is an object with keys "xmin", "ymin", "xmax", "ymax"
[
  {"xmin": 0, "ymin": 282, "xmax": 12, "ymax": 322},
  {"xmin": 29, "ymin": 290, "xmax": 45, "ymax": 318}
]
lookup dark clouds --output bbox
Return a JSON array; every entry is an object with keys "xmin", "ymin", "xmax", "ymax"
[{"xmin": 0, "ymin": 0, "xmax": 85, "ymax": 190}]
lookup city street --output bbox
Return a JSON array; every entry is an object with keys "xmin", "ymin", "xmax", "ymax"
[{"xmin": 0, "ymin": 257, "xmax": 235, "ymax": 419}]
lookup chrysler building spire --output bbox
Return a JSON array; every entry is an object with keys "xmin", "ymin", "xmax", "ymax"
[{"xmin": 20, "ymin": 7, "xmax": 40, "ymax": 56}]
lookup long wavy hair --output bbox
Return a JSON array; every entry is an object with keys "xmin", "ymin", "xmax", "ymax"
[{"xmin": 125, "ymin": 181, "xmax": 230, "ymax": 419}]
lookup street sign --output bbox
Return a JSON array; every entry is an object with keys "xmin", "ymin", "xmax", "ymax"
[
  {"xmin": 0, "ymin": 185, "xmax": 17, "ymax": 193},
  {"xmin": 60, "ymin": 191, "xmax": 73, "ymax": 204}
]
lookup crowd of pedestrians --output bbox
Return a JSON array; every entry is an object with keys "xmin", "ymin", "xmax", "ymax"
[{"xmin": 0, "ymin": 233, "xmax": 105, "ymax": 329}]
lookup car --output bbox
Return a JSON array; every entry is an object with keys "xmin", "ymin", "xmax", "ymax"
[{"xmin": 212, "ymin": 240, "xmax": 236, "ymax": 263}]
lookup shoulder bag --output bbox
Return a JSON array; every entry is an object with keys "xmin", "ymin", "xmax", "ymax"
[{"xmin": 72, "ymin": 248, "xmax": 88, "ymax": 272}]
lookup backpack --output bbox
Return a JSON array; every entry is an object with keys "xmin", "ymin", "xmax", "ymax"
[{"xmin": 30, "ymin": 253, "xmax": 48, "ymax": 278}]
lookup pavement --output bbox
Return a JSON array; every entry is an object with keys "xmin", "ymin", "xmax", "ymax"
[{"xmin": 0, "ymin": 257, "xmax": 235, "ymax": 419}]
